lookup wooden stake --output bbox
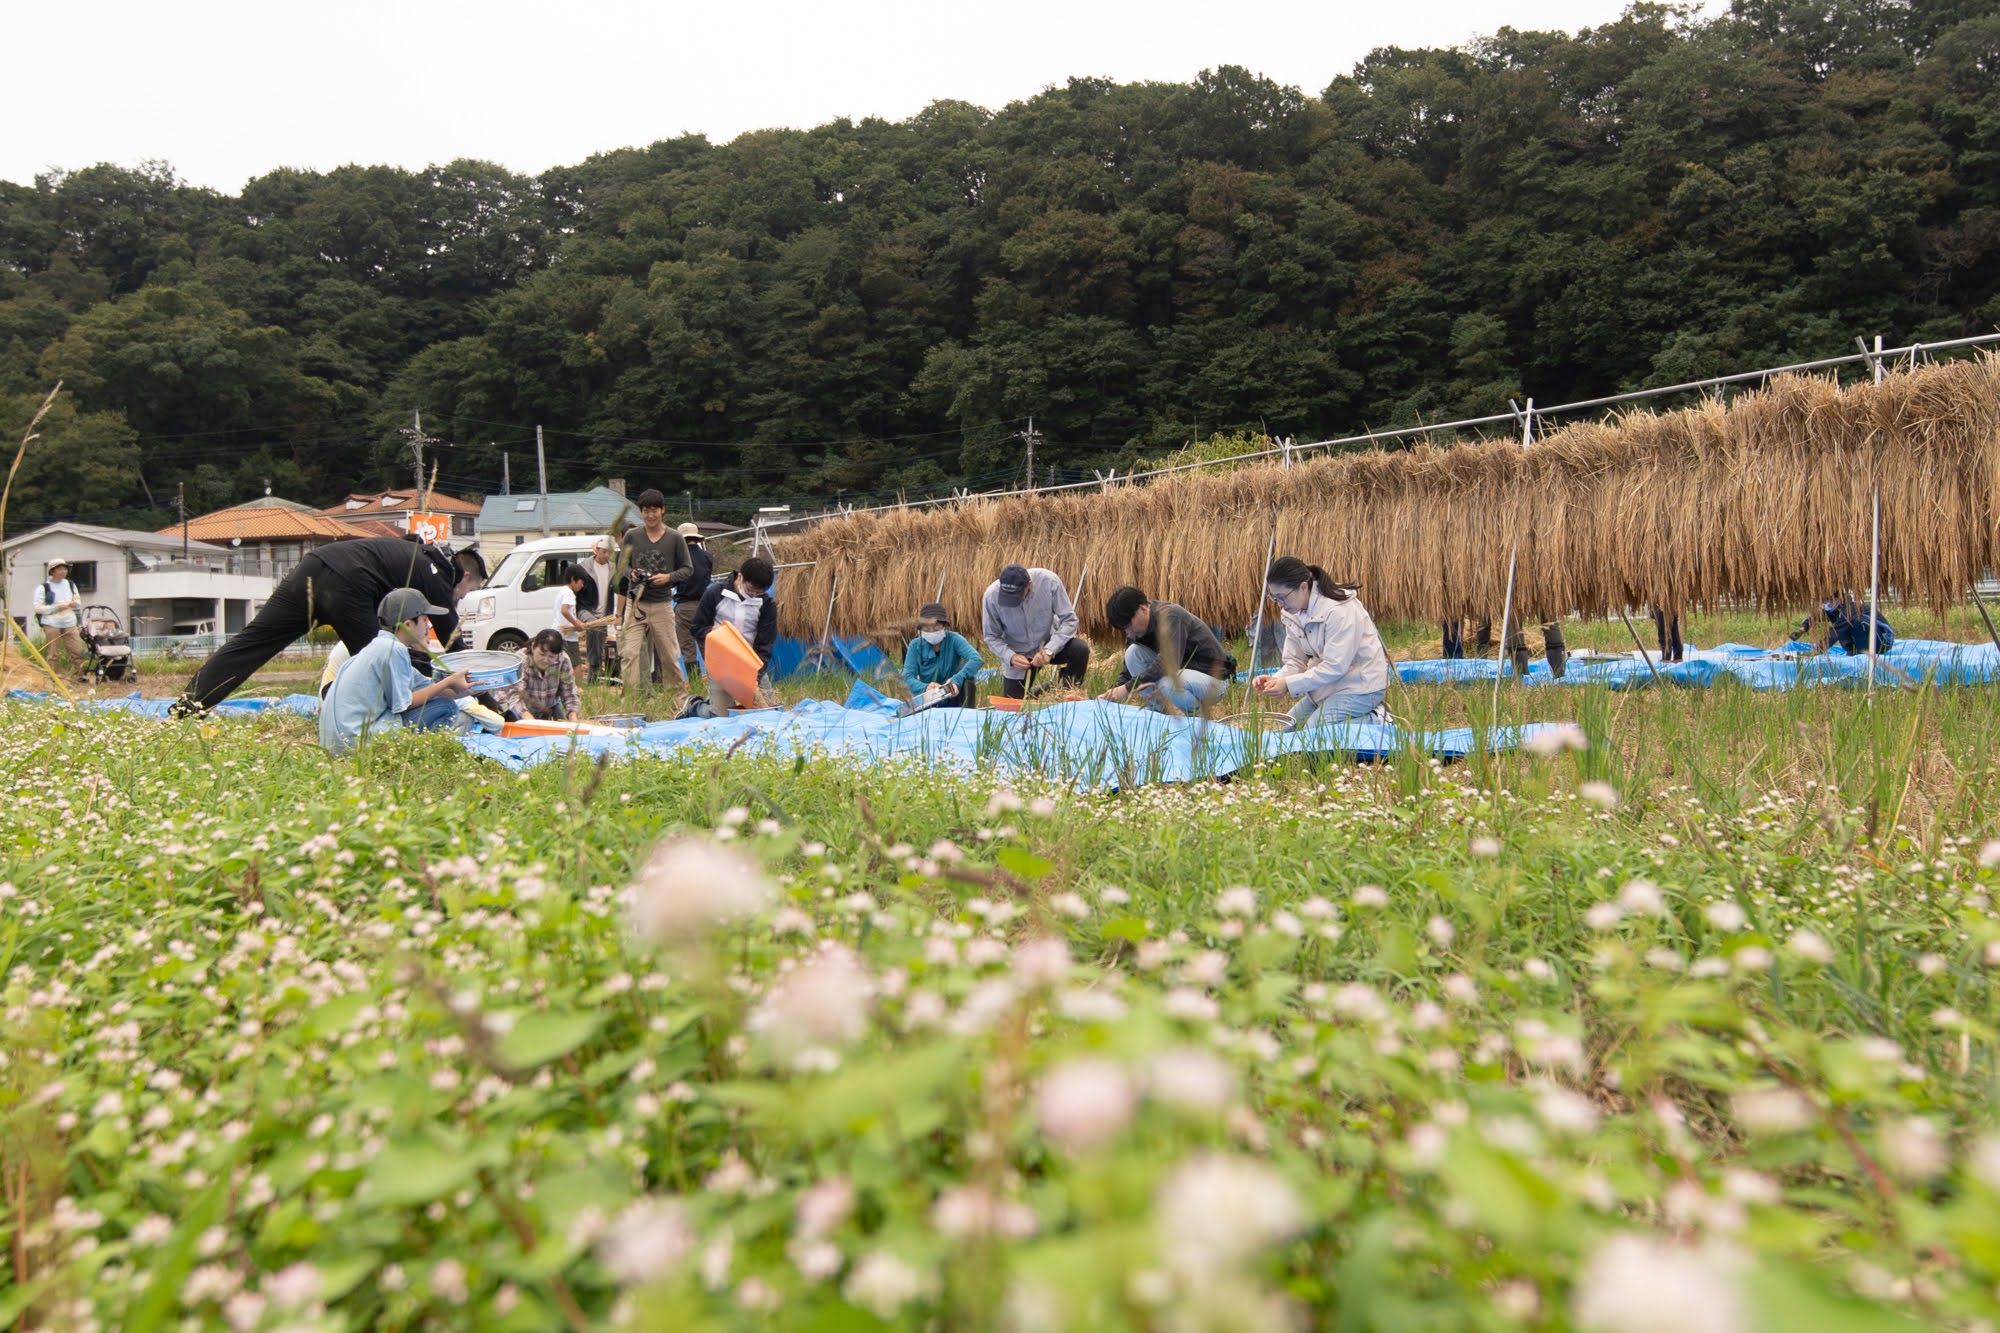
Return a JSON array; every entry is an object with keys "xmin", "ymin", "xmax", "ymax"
[
  {"xmin": 1491, "ymin": 541, "xmax": 1518, "ymax": 721},
  {"xmin": 1867, "ymin": 485, "xmax": 1881, "ymax": 698},
  {"xmin": 1617, "ymin": 608, "xmax": 1666, "ymax": 688},
  {"xmin": 1244, "ymin": 514, "xmax": 1279, "ymax": 679}
]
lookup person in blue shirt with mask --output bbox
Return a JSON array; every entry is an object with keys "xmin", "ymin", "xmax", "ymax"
[
  {"xmin": 902, "ymin": 602, "xmax": 983, "ymax": 709},
  {"xmin": 319, "ymin": 588, "xmax": 474, "ymax": 755}
]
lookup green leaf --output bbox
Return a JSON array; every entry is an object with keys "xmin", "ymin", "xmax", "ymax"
[
  {"xmin": 495, "ymin": 1011, "xmax": 601, "ymax": 1069},
  {"xmin": 996, "ymin": 847, "xmax": 1053, "ymax": 880},
  {"xmin": 1100, "ymin": 915, "xmax": 1148, "ymax": 943},
  {"xmin": 1745, "ymin": 1263, "xmax": 1925, "ymax": 1332},
  {"xmin": 307, "ymin": 990, "xmax": 370, "ymax": 1038},
  {"xmin": 363, "ymin": 1140, "xmax": 479, "ymax": 1208}
]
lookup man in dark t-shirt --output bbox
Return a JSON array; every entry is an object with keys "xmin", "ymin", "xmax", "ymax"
[{"xmin": 618, "ymin": 488, "xmax": 693, "ymax": 694}]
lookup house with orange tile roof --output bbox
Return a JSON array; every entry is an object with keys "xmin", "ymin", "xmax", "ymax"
[
  {"xmin": 158, "ymin": 496, "xmax": 358, "ymax": 582},
  {"xmin": 320, "ymin": 489, "xmax": 480, "ymax": 541}
]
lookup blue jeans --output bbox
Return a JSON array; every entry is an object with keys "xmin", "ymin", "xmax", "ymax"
[
  {"xmin": 1123, "ymin": 645, "xmax": 1229, "ymax": 714},
  {"xmin": 1288, "ymin": 688, "xmax": 1386, "ymax": 728},
  {"xmin": 399, "ymin": 696, "xmax": 464, "ymax": 733}
]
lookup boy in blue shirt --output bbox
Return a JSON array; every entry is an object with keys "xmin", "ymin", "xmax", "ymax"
[
  {"xmin": 902, "ymin": 602, "xmax": 983, "ymax": 709},
  {"xmin": 319, "ymin": 589, "xmax": 474, "ymax": 754}
]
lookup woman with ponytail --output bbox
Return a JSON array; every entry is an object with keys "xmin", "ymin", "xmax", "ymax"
[{"xmin": 1250, "ymin": 556, "xmax": 1391, "ymax": 727}]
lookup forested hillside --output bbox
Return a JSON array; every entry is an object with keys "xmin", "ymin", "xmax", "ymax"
[{"xmin": 3, "ymin": 0, "xmax": 1996, "ymax": 528}]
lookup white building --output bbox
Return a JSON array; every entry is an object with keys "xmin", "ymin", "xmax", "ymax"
[{"xmin": 3, "ymin": 523, "xmax": 276, "ymax": 641}]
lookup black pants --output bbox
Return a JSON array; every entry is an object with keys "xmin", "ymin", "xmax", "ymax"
[
  {"xmin": 183, "ymin": 556, "xmax": 380, "ymax": 709},
  {"xmin": 1001, "ymin": 638, "xmax": 1090, "ymax": 698},
  {"xmin": 1441, "ymin": 620, "xmax": 1464, "ymax": 659},
  {"xmin": 1509, "ymin": 620, "xmax": 1566, "ymax": 679},
  {"xmin": 1653, "ymin": 611, "xmax": 1684, "ymax": 663}
]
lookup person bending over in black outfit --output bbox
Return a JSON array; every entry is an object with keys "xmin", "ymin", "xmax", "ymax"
[{"xmin": 171, "ymin": 537, "xmax": 472, "ymax": 717}]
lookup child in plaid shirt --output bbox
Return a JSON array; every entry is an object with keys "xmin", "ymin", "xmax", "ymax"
[{"xmin": 503, "ymin": 629, "xmax": 581, "ymax": 721}]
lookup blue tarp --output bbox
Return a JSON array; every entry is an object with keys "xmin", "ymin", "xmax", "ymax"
[
  {"xmin": 2, "ymin": 686, "xmax": 1564, "ymax": 789},
  {"xmin": 453, "ymin": 697, "xmax": 1572, "ymax": 790},
  {"xmin": 1394, "ymin": 639, "xmax": 2000, "ymax": 691},
  {"xmin": 3, "ymin": 690, "xmax": 320, "ymax": 717}
]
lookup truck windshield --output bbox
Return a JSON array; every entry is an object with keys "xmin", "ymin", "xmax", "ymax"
[{"xmin": 487, "ymin": 547, "xmax": 536, "ymax": 588}]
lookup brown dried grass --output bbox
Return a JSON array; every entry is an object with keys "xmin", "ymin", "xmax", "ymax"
[{"xmin": 775, "ymin": 355, "xmax": 2000, "ymax": 639}]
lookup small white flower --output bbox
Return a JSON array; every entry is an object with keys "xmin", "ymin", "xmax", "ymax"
[
  {"xmin": 1155, "ymin": 1153, "xmax": 1303, "ymax": 1279},
  {"xmin": 1535, "ymin": 1086, "xmax": 1600, "ymax": 1136},
  {"xmin": 746, "ymin": 945, "xmax": 873, "ymax": 1067},
  {"xmin": 626, "ymin": 838, "xmax": 772, "ymax": 944},
  {"xmin": 1617, "ymin": 879, "xmax": 1664, "ymax": 917},
  {"xmin": 1785, "ymin": 930, "xmax": 1834, "ymax": 965},
  {"xmin": 1703, "ymin": 901, "xmax": 1746, "ymax": 932},
  {"xmin": 1731, "ymin": 1086, "xmax": 1813, "ymax": 1136},
  {"xmin": 1427, "ymin": 916, "xmax": 1455, "ymax": 949},
  {"xmin": 1524, "ymin": 723, "xmax": 1588, "ymax": 755},
  {"xmin": 1580, "ymin": 781, "xmax": 1620, "ymax": 809},
  {"xmin": 1469, "ymin": 836, "xmax": 1501, "ymax": 857},
  {"xmin": 598, "ymin": 1199, "xmax": 696, "ymax": 1286},
  {"xmin": 843, "ymin": 1251, "xmax": 928, "ymax": 1318},
  {"xmin": 1035, "ymin": 1057, "xmax": 1136, "ymax": 1152},
  {"xmin": 1145, "ymin": 1047, "xmax": 1236, "ymax": 1115},
  {"xmin": 795, "ymin": 1178, "xmax": 855, "ymax": 1239},
  {"xmin": 1584, "ymin": 902, "xmax": 1625, "ymax": 931},
  {"xmin": 1572, "ymin": 1233, "xmax": 1746, "ymax": 1333},
  {"xmin": 1011, "ymin": 937, "xmax": 1072, "ymax": 989},
  {"xmin": 1732, "ymin": 946, "xmax": 1774, "ymax": 972},
  {"xmin": 1880, "ymin": 1117, "xmax": 1946, "ymax": 1181},
  {"xmin": 1350, "ymin": 884, "xmax": 1388, "ymax": 909},
  {"xmin": 262, "ymin": 1261, "xmax": 322, "ymax": 1310}
]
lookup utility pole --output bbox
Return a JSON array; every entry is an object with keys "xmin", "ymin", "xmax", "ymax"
[
  {"xmin": 177, "ymin": 483, "xmax": 188, "ymax": 562},
  {"xmin": 399, "ymin": 409, "xmax": 442, "ymax": 507},
  {"xmin": 535, "ymin": 425, "xmax": 551, "ymax": 537},
  {"xmin": 502, "ymin": 451, "xmax": 510, "ymax": 496},
  {"xmin": 1023, "ymin": 417, "xmax": 1040, "ymax": 492}
]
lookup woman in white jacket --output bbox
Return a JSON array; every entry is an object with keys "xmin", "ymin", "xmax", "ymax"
[{"xmin": 1250, "ymin": 556, "xmax": 1391, "ymax": 727}]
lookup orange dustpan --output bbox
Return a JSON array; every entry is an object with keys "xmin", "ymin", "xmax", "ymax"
[{"xmin": 705, "ymin": 621, "xmax": 763, "ymax": 707}]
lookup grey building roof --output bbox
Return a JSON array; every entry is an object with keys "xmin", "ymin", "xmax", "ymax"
[
  {"xmin": 477, "ymin": 486, "xmax": 640, "ymax": 533},
  {"xmin": 1, "ymin": 521, "xmax": 231, "ymax": 557}
]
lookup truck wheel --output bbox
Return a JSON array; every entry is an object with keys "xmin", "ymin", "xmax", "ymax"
[{"xmin": 487, "ymin": 630, "xmax": 529, "ymax": 653}]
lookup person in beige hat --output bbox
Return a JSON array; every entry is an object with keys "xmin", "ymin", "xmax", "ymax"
[
  {"xmin": 32, "ymin": 558, "xmax": 88, "ymax": 675},
  {"xmin": 670, "ymin": 521, "xmax": 713, "ymax": 681}
]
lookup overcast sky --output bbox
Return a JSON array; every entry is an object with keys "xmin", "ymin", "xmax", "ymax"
[{"xmin": 7, "ymin": 0, "xmax": 1714, "ymax": 193}]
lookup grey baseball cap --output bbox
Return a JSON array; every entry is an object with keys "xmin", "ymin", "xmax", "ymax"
[{"xmin": 379, "ymin": 587, "xmax": 450, "ymax": 628}]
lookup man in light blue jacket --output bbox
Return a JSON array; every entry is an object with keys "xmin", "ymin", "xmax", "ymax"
[
  {"xmin": 319, "ymin": 589, "xmax": 474, "ymax": 754},
  {"xmin": 980, "ymin": 564, "xmax": 1089, "ymax": 699}
]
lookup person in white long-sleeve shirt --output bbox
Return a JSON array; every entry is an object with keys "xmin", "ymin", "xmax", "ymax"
[
  {"xmin": 32, "ymin": 558, "xmax": 88, "ymax": 675},
  {"xmin": 981, "ymin": 563, "xmax": 1089, "ymax": 698},
  {"xmin": 1250, "ymin": 555, "xmax": 1390, "ymax": 727}
]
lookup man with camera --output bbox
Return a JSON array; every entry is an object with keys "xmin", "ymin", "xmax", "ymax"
[{"xmin": 618, "ymin": 489, "xmax": 693, "ymax": 697}]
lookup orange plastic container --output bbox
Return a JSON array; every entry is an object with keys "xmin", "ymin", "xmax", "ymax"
[
  {"xmin": 987, "ymin": 696, "xmax": 1023, "ymax": 712},
  {"xmin": 499, "ymin": 718, "xmax": 619, "ymax": 738},
  {"xmin": 705, "ymin": 620, "xmax": 763, "ymax": 708}
]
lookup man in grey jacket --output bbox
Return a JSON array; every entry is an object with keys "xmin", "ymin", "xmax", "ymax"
[{"xmin": 981, "ymin": 563, "xmax": 1090, "ymax": 698}]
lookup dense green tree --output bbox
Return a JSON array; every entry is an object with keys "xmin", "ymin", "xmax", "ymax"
[{"xmin": 4, "ymin": 2, "xmax": 2000, "ymax": 526}]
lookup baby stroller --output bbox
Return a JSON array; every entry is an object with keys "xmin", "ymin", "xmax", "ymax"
[{"xmin": 79, "ymin": 605, "xmax": 135, "ymax": 683}]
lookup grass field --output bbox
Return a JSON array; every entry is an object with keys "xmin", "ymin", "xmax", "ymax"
[{"xmin": 5, "ymin": 608, "xmax": 1999, "ymax": 1330}]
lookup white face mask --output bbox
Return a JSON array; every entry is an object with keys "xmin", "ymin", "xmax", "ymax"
[{"xmin": 920, "ymin": 629, "xmax": 947, "ymax": 646}]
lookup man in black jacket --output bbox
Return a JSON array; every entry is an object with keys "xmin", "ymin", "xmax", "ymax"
[
  {"xmin": 689, "ymin": 556, "xmax": 777, "ymax": 714},
  {"xmin": 171, "ymin": 537, "xmax": 469, "ymax": 716},
  {"xmin": 1099, "ymin": 585, "xmax": 1235, "ymax": 714}
]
